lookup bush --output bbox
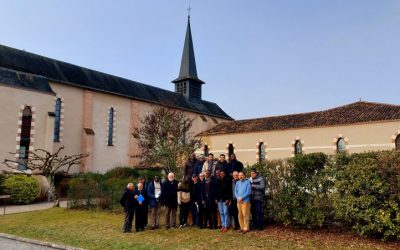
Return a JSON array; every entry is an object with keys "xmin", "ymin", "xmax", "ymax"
[
  {"xmin": 3, "ymin": 175, "xmax": 40, "ymax": 204},
  {"xmin": 252, "ymin": 153, "xmax": 335, "ymax": 228},
  {"xmin": 333, "ymin": 151, "xmax": 400, "ymax": 240},
  {"xmin": 103, "ymin": 167, "xmax": 139, "ymax": 180}
]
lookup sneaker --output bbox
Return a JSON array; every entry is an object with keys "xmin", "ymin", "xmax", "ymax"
[
  {"xmin": 242, "ymin": 230, "xmax": 249, "ymax": 234},
  {"xmin": 179, "ymin": 225, "xmax": 184, "ymax": 229}
]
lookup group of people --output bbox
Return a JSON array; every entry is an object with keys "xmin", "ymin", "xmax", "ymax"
[{"xmin": 119, "ymin": 153, "xmax": 266, "ymax": 234}]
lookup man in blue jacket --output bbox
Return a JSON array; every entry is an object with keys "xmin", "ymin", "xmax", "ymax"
[
  {"xmin": 147, "ymin": 176, "xmax": 162, "ymax": 230},
  {"xmin": 235, "ymin": 172, "xmax": 252, "ymax": 234}
]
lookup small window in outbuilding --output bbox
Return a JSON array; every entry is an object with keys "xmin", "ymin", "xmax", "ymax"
[
  {"xmin": 204, "ymin": 145, "xmax": 209, "ymax": 156},
  {"xmin": 294, "ymin": 140, "xmax": 302, "ymax": 155},
  {"xmin": 228, "ymin": 143, "xmax": 234, "ymax": 157},
  {"xmin": 211, "ymin": 118, "xmax": 219, "ymax": 124},
  {"xmin": 396, "ymin": 135, "xmax": 400, "ymax": 151},
  {"xmin": 337, "ymin": 137, "xmax": 346, "ymax": 153},
  {"xmin": 258, "ymin": 142, "xmax": 266, "ymax": 162},
  {"xmin": 200, "ymin": 115, "xmax": 207, "ymax": 122}
]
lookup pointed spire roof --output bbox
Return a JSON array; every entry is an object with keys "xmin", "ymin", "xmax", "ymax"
[{"xmin": 172, "ymin": 16, "xmax": 204, "ymax": 84}]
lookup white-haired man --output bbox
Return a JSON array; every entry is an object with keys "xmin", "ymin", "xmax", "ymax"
[
  {"xmin": 161, "ymin": 173, "xmax": 179, "ymax": 229},
  {"xmin": 120, "ymin": 183, "xmax": 137, "ymax": 233}
]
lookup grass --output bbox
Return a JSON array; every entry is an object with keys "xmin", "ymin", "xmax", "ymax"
[{"xmin": 0, "ymin": 208, "xmax": 397, "ymax": 250}]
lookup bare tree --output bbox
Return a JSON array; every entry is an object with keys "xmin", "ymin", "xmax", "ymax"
[
  {"xmin": 133, "ymin": 105, "xmax": 202, "ymax": 174},
  {"xmin": 3, "ymin": 146, "xmax": 88, "ymax": 206}
]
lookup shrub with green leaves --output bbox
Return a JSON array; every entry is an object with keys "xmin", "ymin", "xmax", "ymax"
[
  {"xmin": 0, "ymin": 174, "xmax": 6, "ymax": 194},
  {"xmin": 333, "ymin": 151, "xmax": 400, "ymax": 240},
  {"xmin": 251, "ymin": 153, "xmax": 335, "ymax": 228},
  {"xmin": 3, "ymin": 174, "xmax": 40, "ymax": 204}
]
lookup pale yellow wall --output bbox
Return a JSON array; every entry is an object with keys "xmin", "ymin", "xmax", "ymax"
[
  {"xmin": 201, "ymin": 121, "xmax": 400, "ymax": 166},
  {"xmin": 0, "ymin": 85, "xmax": 55, "ymax": 171}
]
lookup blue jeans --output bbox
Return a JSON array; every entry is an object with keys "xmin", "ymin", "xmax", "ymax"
[{"xmin": 218, "ymin": 201, "xmax": 230, "ymax": 228}]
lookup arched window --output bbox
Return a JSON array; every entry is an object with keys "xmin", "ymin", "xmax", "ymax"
[
  {"xmin": 107, "ymin": 107, "xmax": 114, "ymax": 146},
  {"xmin": 204, "ymin": 145, "xmax": 209, "ymax": 156},
  {"xmin": 337, "ymin": 137, "xmax": 346, "ymax": 153},
  {"xmin": 258, "ymin": 142, "xmax": 266, "ymax": 162},
  {"xmin": 294, "ymin": 140, "xmax": 302, "ymax": 156},
  {"xmin": 19, "ymin": 106, "xmax": 32, "ymax": 170},
  {"xmin": 396, "ymin": 135, "xmax": 400, "ymax": 151},
  {"xmin": 228, "ymin": 143, "xmax": 234, "ymax": 157},
  {"xmin": 53, "ymin": 98, "xmax": 62, "ymax": 142}
]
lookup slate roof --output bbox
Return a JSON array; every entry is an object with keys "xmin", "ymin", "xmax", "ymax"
[
  {"xmin": 198, "ymin": 101, "xmax": 400, "ymax": 136},
  {"xmin": 0, "ymin": 44, "xmax": 231, "ymax": 120},
  {"xmin": 0, "ymin": 67, "xmax": 54, "ymax": 94}
]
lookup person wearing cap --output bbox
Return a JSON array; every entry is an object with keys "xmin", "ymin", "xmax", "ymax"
[
  {"xmin": 194, "ymin": 154, "xmax": 206, "ymax": 177},
  {"xmin": 249, "ymin": 168, "xmax": 266, "ymax": 231},
  {"xmin": 184, "ymin": 153, "xmax": 198, "ymax": 179},
  {"xmin": 119, "ymin": 183, "xmax": 137, "ymax": 233},
  {"xmin": 227, "ymin": 154, "xmax": 244, "ymax": 176},
  {"xmin": 138, "ymin": 176, "xmax": 149, "ymax": 227},
  {"xmin": 235, "ymin": 172, "xmax": 252, "ymax": 234},
  {"xmin": 147, "ymin": 176, "xmax": 162, "ymax": 230}
]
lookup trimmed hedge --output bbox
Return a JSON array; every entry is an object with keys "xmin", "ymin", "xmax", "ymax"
[{"xmin": 3, "ymin": 175, "xmax": 40, "ymax": 204}]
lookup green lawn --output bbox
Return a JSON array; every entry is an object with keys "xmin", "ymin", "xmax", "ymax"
[{"xmin": 0, "ymin": 208, "xmax": 397, "ymax": 250}]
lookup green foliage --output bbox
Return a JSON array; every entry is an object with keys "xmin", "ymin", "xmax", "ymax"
[
  {"xmin": 68, "ymin": 167, "xmax": 162, "ymax": 211},
  {"xmin": 333, "ymin": 151, "xmax": 400, "ymax": 240},
  {"xmin": 3, "ymin": 174, "xmax": 40, "ymax": 204},
  {"xmin": 256, "ymin": 153, "xmax": 334, "ymax": 228},
  {"xmin": 103, "ymin": 167, "xmax": 139, "ymax": 179}
]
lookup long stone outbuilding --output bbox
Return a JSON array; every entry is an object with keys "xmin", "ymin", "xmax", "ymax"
[{"xmin": 198, "ymin": 101, "xmax": 400, "ymax": 166}]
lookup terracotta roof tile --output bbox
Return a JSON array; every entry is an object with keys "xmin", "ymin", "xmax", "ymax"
[{"xmin": 198, "ymin": 101, "xmax": 400, "ymax": 136}]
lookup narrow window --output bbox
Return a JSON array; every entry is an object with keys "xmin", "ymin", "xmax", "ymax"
[
  {"xmin": 337, "ymin": 137, "xmax": 346, "ymax": 153},
  {"xmin": 258, "ymin": 142, "xmax": 265, "ymax": 162},
  {"xmin": 204, "ymin": 145, "xmax": 209, "ymax": 156},
  {"xmin": 395, "ymin": 135, "xmax": 400, "ymax": 151},
  {"xmin": 108, "ymin": 108, "xmax": 114, "ymax": 146},
  {"xmin": 228, "ymin": 143, "xmax": 234, "ymax": 157},
  {"xmin": 19, "ymin": 106, "xmax": 32, "ymax": 170},
  {"xmin": 53, "ymin": 98, "xmax": 62, "ymax": 142},
  {"xmin": 294, "ymin": 140, "xmax": 302, "ymax": 155}
]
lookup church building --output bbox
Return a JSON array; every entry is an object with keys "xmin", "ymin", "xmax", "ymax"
[{"xmin": 0, "ymin": 17, "xmax": 232, "ymax": 173}]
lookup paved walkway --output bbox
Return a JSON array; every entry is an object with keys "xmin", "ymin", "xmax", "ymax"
[
  {"xmin": 0, "ymin": 233, "xmax": 84, "ymax": 250},
  {"xmin": 1, "ymin": 201, "xmax": 67, "ymax": 215}
]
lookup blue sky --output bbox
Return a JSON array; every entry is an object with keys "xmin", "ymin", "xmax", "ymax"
[{"xmin": 0, "ymin": 1, "xmax": 399, "ymax": 119}]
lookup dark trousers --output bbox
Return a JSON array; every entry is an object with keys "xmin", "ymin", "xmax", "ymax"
[
  {"xmin": 135, "ymin": 205, "xmax": 146, "ymax": 231},
  {"xmin": 190, "ymin": 202, "xmax": 198, "ymax": 226},
  {"xmin": 165, "ymin": 206, "xmax": 177, "ymax": 227},
  {"xmin": 179, "ymin": 202, "xmax": 190, "ymax": 226},
  {"xmin": 251, "ymin": 200, "xmax": 264, "ymax": 229},
  {"xmin": 197, "ymin": 203, "xmax": 205, "ymax": 227},
  {"xmin": 229, "ymin": 199, "xmax": 239, "ymax": 229},
  {"xmin": 204, "ymin": 201, "xmax": 218, "ymax": 229},
  {"xmin": 144, "ymin": 205, "xmax": 149, "ymax": 226},
  {"xmin": 123, "ymin": 209, "xmax": 134, "ymax": 232}
]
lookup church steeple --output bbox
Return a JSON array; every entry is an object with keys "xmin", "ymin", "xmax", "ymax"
[{"xmin": 172, "ymin": 15, "xmax": 204, "ymax": 103}]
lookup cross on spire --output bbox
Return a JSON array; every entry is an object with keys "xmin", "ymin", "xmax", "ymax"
[{"xmin": 187, "ymin": 4, "xmax": 192, "ymax": 18}]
